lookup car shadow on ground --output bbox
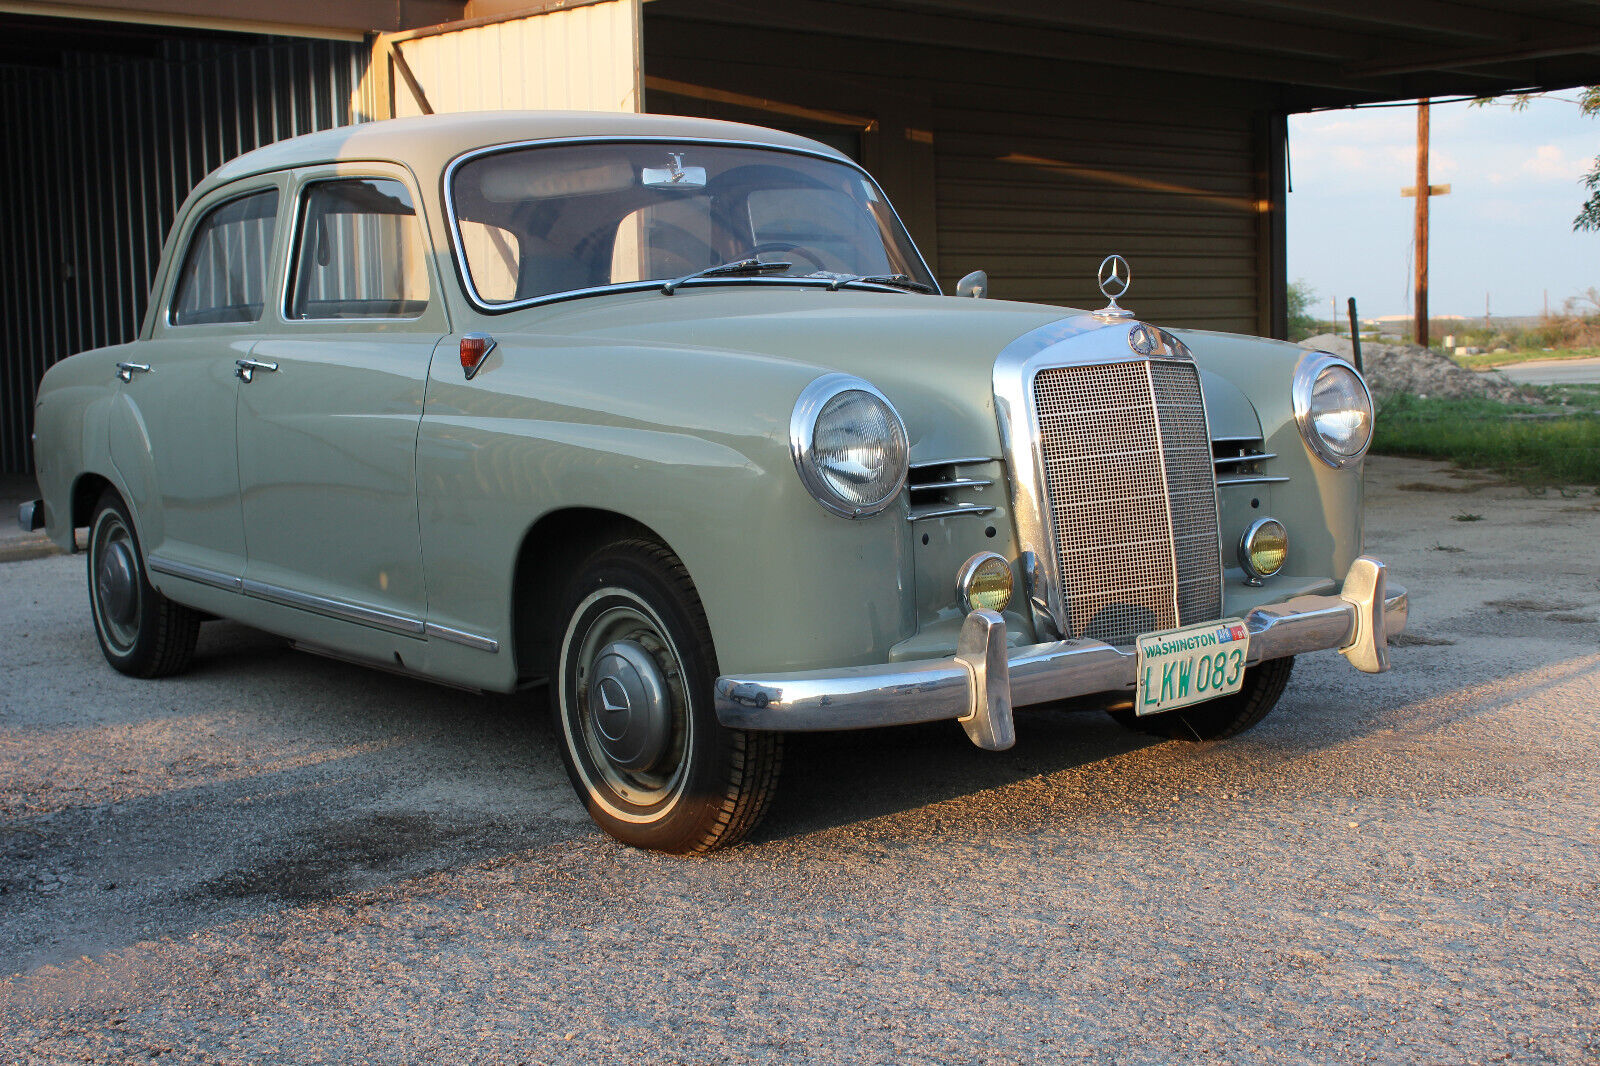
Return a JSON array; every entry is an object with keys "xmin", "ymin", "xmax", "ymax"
[{"xmin": 5, "ymin": 607, "xmax": 1584, "ymax": 974}]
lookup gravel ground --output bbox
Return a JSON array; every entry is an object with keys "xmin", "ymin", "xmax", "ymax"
[{"xmin": 2, "ymin": 456, "xmax": 1597, "ymax": 1064}]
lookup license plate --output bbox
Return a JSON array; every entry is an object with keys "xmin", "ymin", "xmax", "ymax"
[{"xmin": 1134, "ymin": 618, "xmax": 1251, "ymax": 716}]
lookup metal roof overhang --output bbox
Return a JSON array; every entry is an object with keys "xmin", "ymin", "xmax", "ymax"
[
  {"xmin": 647, "ymin": 0, "xmax": 1600, "ymax": 110},
  {"xmin": 7, "ymin": 1, "xmax": 1598, "ymax": 106}
]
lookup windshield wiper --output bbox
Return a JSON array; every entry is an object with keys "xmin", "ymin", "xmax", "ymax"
[
  {"xmin": 661, "ymin": 258, "xmax": 793, "ymax": 295},
  {"xmin": 825, "ymin": 273, "xmax": 935, "ymax": 294}
]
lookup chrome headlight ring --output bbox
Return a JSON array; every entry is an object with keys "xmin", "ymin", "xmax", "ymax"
[
  {"xmin": 1292, "ymin": 352, "xmax": 1374, "ymax": 468},
  {"xmin": 790, "ymin": 373, "xmax": 910, "ymax": 519}
]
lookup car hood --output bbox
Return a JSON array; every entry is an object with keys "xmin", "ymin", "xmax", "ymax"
[
  {"xmin": 508, "ymin": 287, "xmax": 1067, "ymax": 460},
  {"xmin": 499, "ymin": 285, "xmax": 1271, "ymax": 459}
]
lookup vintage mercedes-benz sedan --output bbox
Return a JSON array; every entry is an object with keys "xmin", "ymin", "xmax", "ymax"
[{"xmin": 21, "ymin": 110, "xmax": 1406, "ymax": 853}]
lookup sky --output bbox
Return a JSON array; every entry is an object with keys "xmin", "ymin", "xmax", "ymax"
[{"xmin": 1287, "ymin": 93, "xmax": 1598, "ymax": 321}]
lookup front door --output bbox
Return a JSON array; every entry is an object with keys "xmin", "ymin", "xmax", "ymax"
[{"xmin": 236, "ymin": 169, "xmax": 448, "ymax": 634}]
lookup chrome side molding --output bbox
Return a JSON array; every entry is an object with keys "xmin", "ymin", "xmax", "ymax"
[
  {"xmin": 147, "ymin": 554, "xmax": 499, "ymax": 652},
  {"xmin": 148, "ymin": 554, "xmax": 244, "ymax": 592}
]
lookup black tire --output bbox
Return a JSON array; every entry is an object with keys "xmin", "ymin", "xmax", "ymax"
[
  {"xmin": 86, "ymin": 489, "xmax": 200, "ymax": 678},
  {"xmin": 1110, "ymin": 656, "xmax": 1294, "ymax": 741},
  {"xmin": 550, "ymin": 538, "xmax": 782, "ymax": 853}
]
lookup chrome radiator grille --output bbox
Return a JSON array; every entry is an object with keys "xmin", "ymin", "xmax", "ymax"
[{"xmin": 1032, "ymin": 360, "xmax": 1222, "ymax": 647}]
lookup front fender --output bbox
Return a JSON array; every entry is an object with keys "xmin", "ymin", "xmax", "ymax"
[{"xmin": 415, "ymin": 337, "xmax": 915, "ymax": 688}]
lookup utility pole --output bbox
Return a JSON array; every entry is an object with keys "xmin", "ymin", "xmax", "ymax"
[{"xmin": 1402, "ymin": 99, "xmax": 1450, "ymax": 348}]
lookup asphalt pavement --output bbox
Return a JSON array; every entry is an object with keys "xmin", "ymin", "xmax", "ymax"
[
  {"xmin": 2, "ymin": 456, "xmax": 1597, "ymax": 1064},
  {"xmin": 1493, "ymin": 355, "xmax": 1600, "ymax": 386}
]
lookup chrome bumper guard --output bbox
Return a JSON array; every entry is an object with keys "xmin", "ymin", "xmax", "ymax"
[{"xmin": 715, "ymin": 556, "xmax": 1407, "ymax": 752}]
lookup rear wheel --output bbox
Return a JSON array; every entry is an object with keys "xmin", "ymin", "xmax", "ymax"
[
  {"xmin": 550, "ymin": 538, "xmax": 781, "ymax": 853},
  {"xmin": 86, "ymin": 490, "xmax": 200, "ymax": 678},
  {"xmin": 1111, "ymin": 656, "xmax": 1294, "ymax": 741}
]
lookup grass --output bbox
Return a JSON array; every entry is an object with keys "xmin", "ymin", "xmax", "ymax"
[
  {"xmin": 1450, "ymin": 346, "xmax": 1600, "ymax": 371},
  {"xmin": 1372, "ymin": 387, "xmax": 1600, "ymax": 486}
]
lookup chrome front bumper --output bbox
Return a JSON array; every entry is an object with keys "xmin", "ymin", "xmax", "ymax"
[{"xmin": 715, "ymin": 556, "xmax": 1407, "ymax": 751}]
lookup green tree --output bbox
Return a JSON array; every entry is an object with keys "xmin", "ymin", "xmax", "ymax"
[
  {"xmin": 1574, "ymin": 86, "xmax": 1600, "ymax": 232},
  {"xmin": 1287, "ymin": 278, "xmax": 1319, "ymax": 340}
]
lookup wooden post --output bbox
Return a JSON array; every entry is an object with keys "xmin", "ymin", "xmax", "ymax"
[
  {"xmin": 1348, "ymin": 297, "xmax": 1362, "ymax": 374},
  {"xmin": 1414, "ymin": 99, "xmax": 1430, "ymax": 348}
]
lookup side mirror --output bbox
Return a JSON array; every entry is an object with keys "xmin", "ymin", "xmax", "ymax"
[{"xmin": 956, "ymin": 270, "xmax": 988, "ymax": 299}]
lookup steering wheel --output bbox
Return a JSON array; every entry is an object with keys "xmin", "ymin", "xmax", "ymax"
[{"xmin": 746, "ymin": 241, "xmax": 827, "ymax": 271}]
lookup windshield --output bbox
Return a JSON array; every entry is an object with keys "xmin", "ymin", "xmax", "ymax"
[{"xmin": 448, "ymin": 141, "xmax": 937, "ymax": 306}]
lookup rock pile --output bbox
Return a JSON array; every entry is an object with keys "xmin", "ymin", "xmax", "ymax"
[{"xmin": 1299, "ymin": 334, "xmax": 1531, "ymax": 402}]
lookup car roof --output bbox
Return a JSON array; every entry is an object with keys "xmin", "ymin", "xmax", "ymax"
[{"xmin": 199, "ymin": 110, "xmax": 850, "ymax": 195}]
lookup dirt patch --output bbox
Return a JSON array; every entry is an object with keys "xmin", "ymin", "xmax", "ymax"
[
  {"xmin": 1487, "ymin": 597, "xmax": 1583, "ymax": 613},
  {"xmin": 1391, "ymin": 633, "xmax": 1456, "ymax": 647},
  {"xmin": 1398, "ymin": 481, "xmax": 1484, "ymax": 494}
]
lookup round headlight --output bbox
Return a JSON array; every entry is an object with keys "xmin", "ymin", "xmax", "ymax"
[
  {"xmin": 957, "ymin": 552, "xmax": 1014, "ymax": 612},
  {"xmin": 1293, "ymin": 353, "xmax": 1374, "ymax": 468},
  {"xmin": 1239, "ymin": 517, "xmax": 1288, "ymax": 583},
  {"xmin": 790, "ymin": 374, "xmax": 909, "ymax": 518}
]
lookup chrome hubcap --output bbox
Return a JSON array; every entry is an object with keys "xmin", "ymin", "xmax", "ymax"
[
  {"xmin": 98, "ymin": 540, "xmax": 138, "ymax": 625},
  {"xmin": 587, "ymin": 639, "xmax": 672, "ymax": 772},
  {"xmin": 91, "ymin": 511, "xmax": 142, "ymax": 654},
  {"xmin": 564, "ymin": 593, "xmax": 692, "ymax": 814}
]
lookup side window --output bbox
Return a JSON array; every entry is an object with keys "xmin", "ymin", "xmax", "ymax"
[
  {"xmin": 169, "ymin": 189, "xmax": 279, "ymax": 326},
  {"xmin": 289, "ymin": 178, "xmax": 429, "ymax": 320}
]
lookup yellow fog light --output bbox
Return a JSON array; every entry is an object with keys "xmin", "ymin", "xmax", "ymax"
[
  {"xmin": 1239, "ymin": 517, "xmax": 1288, "ymax": 584},
  {"xmin": 957, "ymin": 552, "xmax": 1014, "ymax": 612}
]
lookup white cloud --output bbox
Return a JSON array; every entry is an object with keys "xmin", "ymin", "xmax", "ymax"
[{"xmin": 1521, "ymin": 144, "xmax": 1589, "ymax": 182}]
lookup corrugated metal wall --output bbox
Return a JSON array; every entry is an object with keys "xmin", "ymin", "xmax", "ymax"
[
  {"xmin": 0, "ymin": 35, "xmax": 372, "ymax": 475},
  {"xmin": 644, "ymin": 13, "xmax": 1276, "ymax": 335},
  {"xmin": 384, "ymin": 0, "xmax": 641, "ymax": 117}
]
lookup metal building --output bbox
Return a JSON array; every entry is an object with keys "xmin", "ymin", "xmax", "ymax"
[{"xmin": 3, "ymin": 0, "xmax": 1599, "ymax": 474}]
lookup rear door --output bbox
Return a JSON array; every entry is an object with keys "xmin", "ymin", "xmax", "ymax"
[
  {"xmin": 117, "ymin": 180, "xmax": 285, "ymax": 587},
  {"xmin": 236, "ymin": 165, "xmax": 448, "ymax": 636}
]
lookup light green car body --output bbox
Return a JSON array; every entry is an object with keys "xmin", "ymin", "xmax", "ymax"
[{"xmin": 30, "ymin": 111, "xmax": 1366, "ymax": 701}]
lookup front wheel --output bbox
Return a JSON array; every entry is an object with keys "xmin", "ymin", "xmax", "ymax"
[
  {"xmin": 87, "ymin": 489, "xmax": 200, "ymax": 678},
  {"xmin": 550, "ymin": 539, "xmax": 781, "ymax": 853},
  {"xmin": 1110, "ymin": 656, "xmax": 1294, "ymax": 740}
]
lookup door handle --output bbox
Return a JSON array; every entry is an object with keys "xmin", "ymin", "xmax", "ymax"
[
  {"xmin": 235, "ymin": 358, "xmax": 279, "ymax": 383},
  {"xmin": 115, "ymin": 362, "xmax": 151, "ymax": 383}
]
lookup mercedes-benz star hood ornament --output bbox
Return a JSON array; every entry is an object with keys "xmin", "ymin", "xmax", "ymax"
[{"xmin": 1093, "ymin": 254, "xmax": 1134, "ymax": 320}]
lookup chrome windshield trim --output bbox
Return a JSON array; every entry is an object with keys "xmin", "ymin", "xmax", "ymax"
[
  {"xmin": 241, "ymin": 579, "xmax": 425, "ymax": 636},
  {"xmin": 424, "ymin": 621, "xmax": 500, "ymax": 653},
  {"xmin": 147, "ymin": 554, "xmax": 244, "ymax": 593},
  {"xmin": 442, "ymin": 135, "xmax": 941, "ymax": 314}
]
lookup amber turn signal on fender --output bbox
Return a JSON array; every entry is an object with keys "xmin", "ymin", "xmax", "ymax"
[{"xmin": 460, "ymin": 332, "xmax": 496, "ymax": 380}]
